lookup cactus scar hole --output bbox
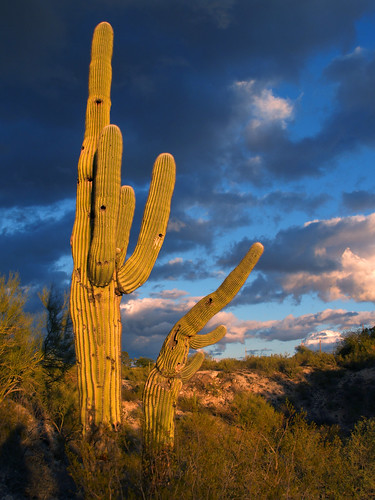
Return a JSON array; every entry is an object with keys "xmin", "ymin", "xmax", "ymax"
[
  {"xmin": 169, "ymin": 327, "xmax": 180, "ymax": 350},
  {"xmin": 95, "ymin": 99, "xmax": 103, "ymax": 104},
  {"xmin": 100, "ymin": 205, "xmax": 106, "ymax": 211},
  {"xmin": 205, "ymin": 297, "xmax": 213, "ymax": 305}
]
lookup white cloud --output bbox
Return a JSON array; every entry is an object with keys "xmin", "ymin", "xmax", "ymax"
[
  {"xmin": 252, "ymin": 89, "xmax": 293, "ymax": 126},
  {"xmin": 151, "ymin": 288, "xmax": 189, "ymax": 299},
  {"xmin": 281, "ymin": 213, "xmax": 375, "ymax": 303},
  {"xmin": 233, "ymin": 80, "xmax": 294, "ymax": 129},
  {"xmin": 168, "ymin": 218, "xmax": 186, "ymax": 232},
  {"xmin": 120, "ymin": 285, "xmax": 375, "ymax": 358},
  {"xmin": 302, "ymin": 330, "xmax": 343, "ymax": 351},
  {"xmin": 121, "ymin": 295, "xmax": 192, "ymax": 317},
  {"xmin": 168, "ymin": 257, "xmax": 184, "ymax": 265},
  {"xmin": 0, "ymin": 198, "xmax": 75, "ymax": 235}
]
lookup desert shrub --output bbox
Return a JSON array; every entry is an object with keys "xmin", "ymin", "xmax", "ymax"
[
  {"xmin": 121, "ymin": 350, "xmax": 132, "ymax": 368},
  {"xmin": 0, "ymin": 409, "xmax": 31, "ymax": 498},
  {"xmin": 0, "ymin": 399, "xmax": 32, "ymax": 450},
  {"xmin": 336, "ymin": 327, "xmax": 375, "ymax": 369},
  {"xmin": 122, "ymin": 386, "xmax": 141, "ymax": 402},
  {"xmin": 229, "ymin": 391, "xmax": 282, "ymax": 434},
  {"xmin": 294, "ymin": 344, "xmax": 337, "ymax": 369},
  {"xmin": 215, "ymin": 357, "xmax": 243, "ymax": 372},
  {"xmin": 39, "ymin": 286, "xmax": 75, "ymax": 381},
  {"xmin": 169, "ymin": 406, "xmax": 350, "ymax": 499},
  {"xmin": 67, "ymin": 427, "xmax": 129, "ymax": 499},
  {"xmin": 243, "ymin": 353, "xmax": 301, "ymax": 377},
  {"xmin": 122, "ymin": 365, "xmax": 152, "ymax": 400},
  {"xmin": 134, "ymin": 356, "xmax": 155, "ymax": 369},
  {"xmin": 274, "ymin": 409, "xmax": 346, "ymax": 498},
  {"xmin": 344, "ymin": 418, "xmax": 375, "ymax": 496},
  {"xmin": 0, "ymin": 273, "xmax": 43, "ymax": 403},
  {"xmin": 200, "ymin": 353, "xmax": 220, "ymax": 370},
  {"xmin": 39, "ymin": 366, "xmax": 79, "ymax": 439},
  {"xmin": 178, "ymin": 392, "xmax": 202, "ymax": 413}
]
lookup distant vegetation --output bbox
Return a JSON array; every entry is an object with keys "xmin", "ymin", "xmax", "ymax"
[
  {"xmin": 201, "ymin": 326, "xmax": 375, "ymax": 374},
  {"xmin": 1, "ymin": 273, "xmax": 375, "ymax": 498}
]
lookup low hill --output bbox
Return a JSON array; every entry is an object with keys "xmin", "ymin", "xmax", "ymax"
[{"xmin": 2, "ymin": 343, "xmax": 375, "ymax": 498}]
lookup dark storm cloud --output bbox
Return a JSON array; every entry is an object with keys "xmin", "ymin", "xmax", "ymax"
[
  {"xmin": 342, "ymin": 190, "xmax": 375, "ymax": 212},
  {"xmin": 150, "ymin": 257, "xmax": 213, "ymax": 282},
  {"xmin": 156, "ymin": 188, "xmax": 330, "ymax": 270},
  {"xmin": 233, "ymin": 273, "xmax": 287, "ymax": 306},
  {"xmin": 0, "ymin": 207, "xmax": 74, "ymax": 285},
  {"xmin": 0, "ymin": 122, "xmax": 80, "ymax": 207},
  {"xmin": 3, "ymin": 0, "xmax": 373, "ymax": 200},
  {"xmin": 2, "ymin": 0, "xmax": 375, "ymax": 294},
  {"xmin": 260, "ymin": 191, "xmax": 330, "ymax": 215},
  {"xmin": 218, "ymin": 212, "xmax": 375, "ymax": 305},
  {"xmin": 237, "ymin": 47, "xmax": 375, "ymax": 182},
  {"xmin": 219, "ymin": 222, "xmax": 339, "ymax": 274}
]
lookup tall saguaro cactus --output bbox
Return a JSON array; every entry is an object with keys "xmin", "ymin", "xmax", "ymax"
[
  {"xmin": 143, "ymin": 242, "xmax": 263, "ymax": 454},
  {"xmin": 70, "ymin": 22, "xmax": 175, "ymax": 430}
]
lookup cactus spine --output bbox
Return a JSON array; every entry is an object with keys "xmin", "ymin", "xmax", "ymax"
[
  {"xmin": 70, "ymin": 22, "xmax": 175, "ymax": 430},
  {"xmin": 143, "ymin": 242, "xmax": 264, "ymax": 453}
]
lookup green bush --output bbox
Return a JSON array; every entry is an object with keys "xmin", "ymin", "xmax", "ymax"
[
  {"xmin": 294, "ymin": 344, "xmax": 337, "ymax": 369},
  {"xmin": 134, "ymin": 356, "xmax": 155, "ymax": 369},
  {"xmin": 230, "ymin": 391, "xmax": 282, "ymax": 433},
  {"xmin": 39, "ymin": 286, "xmax": 75, "ymax": 381},
  {"xmin": 169, "ymin": 406, "xmax": 349, "ymax": 499},
  {"xmin": 39, "ymin": 366, "xmax": 80, "ymax": 438},
  {"xmin": 215, "ymin": 357, "xmax": 243, "ymax": 372},
  {"xmin": 243, "ymin": 353, "xmax": 301, "ymax": 377},
  {"xmin": 0, "ymin": 273, "xmax": 43, "ymax": 403},
  {"xmin": 67, "ymin": 427, "xmax": 127, "ymax": 499},
  {"xmin": 344, "ymin": 418, "xmax": 375, "ymax": 496},
  {"xmin": 178, "ymin": 392, "xmax": 202, "ymax": 413},
  {"xmin": 336, "ymin": 327, "xmax": 375, "ymax": 369}
]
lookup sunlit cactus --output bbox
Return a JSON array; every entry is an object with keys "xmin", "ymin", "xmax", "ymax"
[
  {"xmin": 70, "ymin": 22, "xmax": 175, "ymax": 430},
  {"xmin": 143, "ymin": 242, "xmax": 264, "ymax": 453}
]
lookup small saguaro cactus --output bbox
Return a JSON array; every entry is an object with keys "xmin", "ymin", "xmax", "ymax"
[
  {"xmin": 70, "ymin": 22, "xmax": 175, "ymax": 430},
  {"xmin": 143, "ymin": 241, "xmax": 264, "ymax": 454}
]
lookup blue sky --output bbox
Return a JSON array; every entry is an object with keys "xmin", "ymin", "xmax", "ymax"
[{"xmin": 2, "ymin": 1, "xmax": 375, "ymax": 359}]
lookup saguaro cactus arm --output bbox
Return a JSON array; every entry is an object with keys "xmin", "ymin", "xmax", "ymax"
[
  {"xmin": 88, "ymin": 124, "xmax": 122, "ymax": 286},
  {"xmin": 70, "ymin": 21, "xmax": 175, "ymax": 429},
  {"xmin": 116, "ymin": 186, "xmax": 136, "ymax": 267},
  {"xmin": 143, "ymin": 241, "xmax": 264, "ymax": 452},
  {"xmin": 117, "ymin": 153, "xmax": 176, "ymax": 294}
]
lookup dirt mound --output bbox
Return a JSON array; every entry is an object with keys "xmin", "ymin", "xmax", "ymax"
[{"xmin": 122, "ymin": 365, "xmax": 375, "ymax": 434}]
